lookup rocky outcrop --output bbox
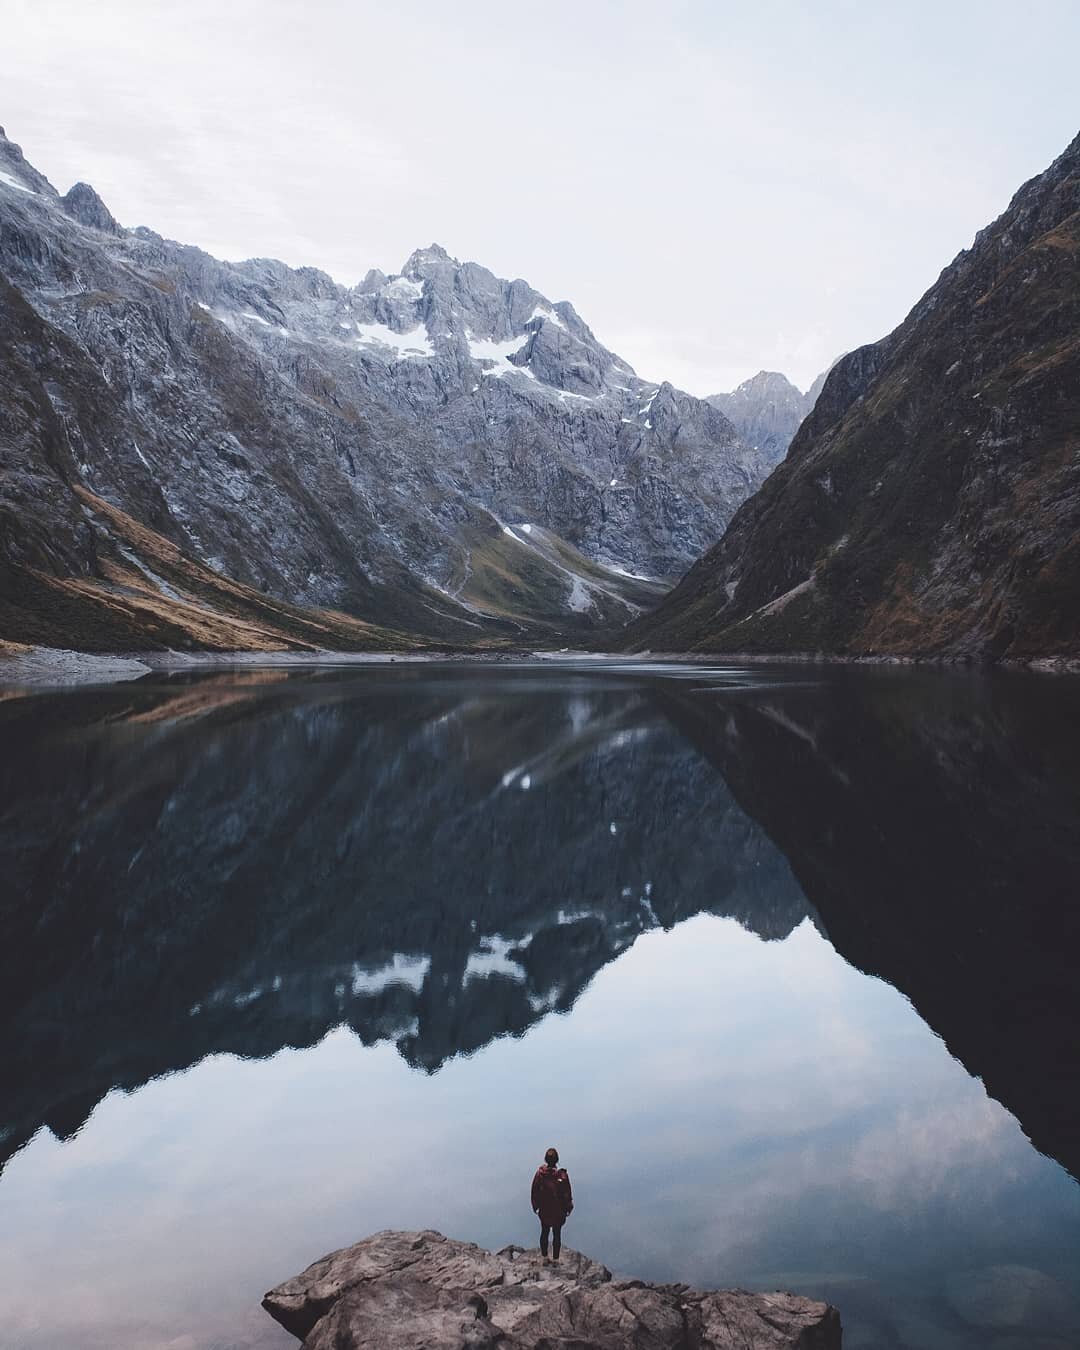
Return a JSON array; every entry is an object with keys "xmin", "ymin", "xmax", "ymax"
[
  {"xmin": 262, "ymin": 1230, "xmax": 841, "ymax": 1349},
  {"xmin": 0, "ymin": 127, "xmax": 770, "ymax": 648},
  {"xmin": 60, "ymin": 182, "xmax": 121, "ymax": 235},
  {"xmin": 706, "ymin": 369, "xmax": 828, "ymax": 465},
  {"xmin": 628, "ymin": 128, "xmax": 1080, "ymax": 661}
]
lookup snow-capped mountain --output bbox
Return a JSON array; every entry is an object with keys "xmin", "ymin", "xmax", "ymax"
[{"xmin": 0, "ymin": 126, "xmax": 773, "ymax": 649}]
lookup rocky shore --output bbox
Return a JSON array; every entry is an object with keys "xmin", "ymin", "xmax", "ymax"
[
  {"xmin": 4, "ymin": 642, "xmax": 1076, "ymax": 691},
  {"xmin": 0, "ymin": 642, "xmax": 152, "ymax": 686},
  {"xmin": 262, "ymin": 1229, "xmax": 841, "ymax": 1349},
  {"xmin": 0, "ymin": 643, "xmax": 451, "ymax": 687}
]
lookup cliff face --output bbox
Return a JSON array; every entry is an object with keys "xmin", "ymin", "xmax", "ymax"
[
  {"xmin": 0, "ymin": 127, "xmax": 769, "ymax": 649},
  {"xmin": 628, "ymin": 130, "xmax": 1080, "ymax": 660}
]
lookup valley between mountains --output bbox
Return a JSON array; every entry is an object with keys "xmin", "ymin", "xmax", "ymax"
[{"xmin": 2, "ymin": 123, "xmax": 1079, "ymax": 663}]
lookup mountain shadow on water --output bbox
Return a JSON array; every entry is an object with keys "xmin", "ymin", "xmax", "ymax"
[
  {"xmin": 0, "ymin": 666, "xmax": 808, "ymax": 1172},
  {"xmin": 658, "ymin": 667, "xmax": 1080, "ymax": 1181}
]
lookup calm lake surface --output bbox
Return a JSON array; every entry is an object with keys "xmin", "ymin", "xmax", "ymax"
[{"xmin": 1, "ymin": 660, "xmax": 1079, "ymax": 1350}]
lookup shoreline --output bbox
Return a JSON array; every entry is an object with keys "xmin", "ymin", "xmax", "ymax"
[
  {"xmin": 2, "ymin": 641, "xmax": 1079, "ymax": 689},
  {"xmin": 0, "ymin": 645, "xmax": 464, "ymax": 689},
  {"xmin": 635, "ymin": 648, "xmax": 1080, "ymax": 674}
]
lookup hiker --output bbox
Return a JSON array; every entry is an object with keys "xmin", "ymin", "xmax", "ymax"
[{"xmin": 530, "ymin": 1146, "xmax": 573, "ymax": 1263}]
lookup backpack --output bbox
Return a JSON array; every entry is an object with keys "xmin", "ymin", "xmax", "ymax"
[{"xmin": 537, "ymin": 1167, "xmax": 569, "ymax": 1210}]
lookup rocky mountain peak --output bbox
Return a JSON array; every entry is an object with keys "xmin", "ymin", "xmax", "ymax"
[
  {"xmin": 346, "ymin": 247, "xmax": 630, "ymax": 397},
  {"xmin": 706, "ymin": 367, "xmax": 827, "ymax": 463},
  {"xmin": 741, "ymin": 370, "xmax": 801, "ymax": 397},
  {"xmin": 60, "ymin": 181, "xmax": 121, "ymax": 235},
  {"xmin": 356, "ymin": 267, "xmax": 387, "ymax": 293},
  {"xmin": 401, "ymin": 242, "xmax": 459, "ymax": 279},
  {"xmin": 0, "ymin": 129, "xmax": 57, "ymax": 198}
]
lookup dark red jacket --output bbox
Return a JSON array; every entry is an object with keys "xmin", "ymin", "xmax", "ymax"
[{"xmin": 531, "ymin": 1165, "xmax": 573, "ymax": 1225}]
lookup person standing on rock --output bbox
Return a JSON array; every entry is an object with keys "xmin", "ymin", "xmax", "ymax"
[{"xmin": 531, "ymin": 1146, "xmax": 573, "ymax": 1264}]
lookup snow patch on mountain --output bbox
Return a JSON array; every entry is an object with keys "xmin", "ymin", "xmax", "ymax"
[
  {"xmin": 529, "ymin": 303, "xmax": 565, "ymax": 330},
  {"xmin": 468, "ymin": 333, "xmax": 529, "ymax": 367},
  {"xmin": 0, "ymin": 169, "xmax": 34, "ymax": 194},
  {"xmin": 355, "ymin": 322, "xmax": 434, "ymax": 358}
]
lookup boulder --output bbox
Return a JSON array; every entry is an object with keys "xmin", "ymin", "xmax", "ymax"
[{"xmin": 263, "ymin": 1229, "xmax": 841, "ymax": 1349}]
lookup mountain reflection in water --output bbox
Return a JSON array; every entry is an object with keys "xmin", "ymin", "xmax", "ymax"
[
  {"xmin": 0, "ymin": 660, "xmax": 1079, "ymax": 1350},
  {"xmin": 659, "ymin": 666, "xmax": 1080, "ymax": 1182},
  {"xmin": 0, "ymin": 665, "xmax": 809, "ymax": 1169}
]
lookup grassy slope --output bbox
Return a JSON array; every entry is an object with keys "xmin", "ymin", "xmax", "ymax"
[
  {"xmin": 0, "ymin": 490, "xmax": 674, "ymax": 655},
  {"xmin": 449, "ymin": 517, "xmax": 668, "ymax": 639},
  {"xmin": 0, "ymin": 490, "xmax": 426, "ymax": 654}
]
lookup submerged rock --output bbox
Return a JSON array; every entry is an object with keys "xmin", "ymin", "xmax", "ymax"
[
  {"xmin": 262, "ymin": 1229, "xmax": 841, "ymax": 1349},
  {"xmin": 945, "ymin": 1264, "xmax": 1077, "ymax": 1334}
]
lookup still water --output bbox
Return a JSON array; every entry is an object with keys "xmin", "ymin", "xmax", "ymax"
[{"xmin": 1, "ymin": 660, "xmax": 1078, "ymax": 1349}]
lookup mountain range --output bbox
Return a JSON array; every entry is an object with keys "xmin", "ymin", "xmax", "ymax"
[
  {"xmin": 629, "ymin": 130, "xmax": 1080, "ymax": 661},
  {"xmin": 3, "ymin": 123, "xmax": 1078, "ymax": 662},
  {"xmin": 0, "ymin": 126, "xmax": 777, "ymax": 652}
]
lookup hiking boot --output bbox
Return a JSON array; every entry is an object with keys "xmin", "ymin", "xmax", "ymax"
[{"xmin": 542, "ymin": 1255, "xmax": 550, "ymax": 1265}]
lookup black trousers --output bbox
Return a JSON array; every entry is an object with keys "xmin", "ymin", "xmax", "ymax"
[{"xmin": 539, "ymin": 1222, "xmax": 563, "ymax": 1258}]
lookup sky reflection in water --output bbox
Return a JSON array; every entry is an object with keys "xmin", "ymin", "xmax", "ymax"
[{"xmin": 0, "ymin": 663, "xmax": 1078, "ymax": 1350}]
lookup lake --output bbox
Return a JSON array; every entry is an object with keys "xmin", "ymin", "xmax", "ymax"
[{"xmin": 1, "ymin": 659, "xmax": 1079, "ymax": 1349}]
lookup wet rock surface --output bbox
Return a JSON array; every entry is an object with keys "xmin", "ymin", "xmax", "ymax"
[{"xmin": 262, "ymin": 1230, "xmax": 842, "ymax": 1349}]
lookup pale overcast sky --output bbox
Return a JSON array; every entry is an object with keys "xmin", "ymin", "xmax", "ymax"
[{"xmin": 2, "ymin": 0, "xmax": 1078, "ymax": 393}]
